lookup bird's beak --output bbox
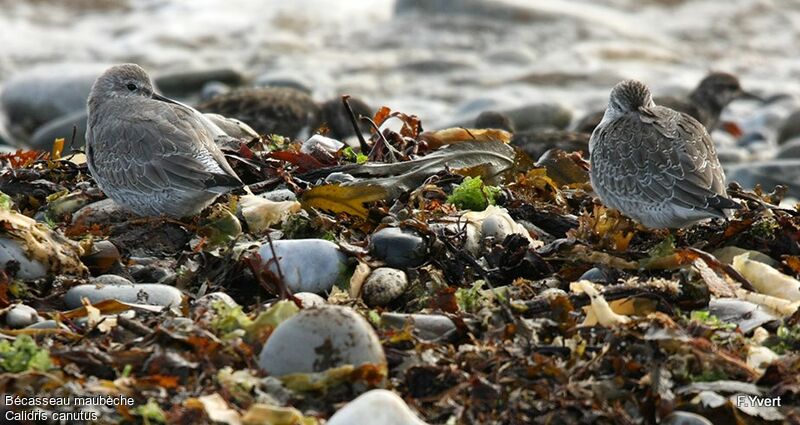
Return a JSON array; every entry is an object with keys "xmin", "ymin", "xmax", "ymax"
[
  {"xmin": 736, "ymin": 89, "xmax": 763, "ymax": 102},
  {"xmin": 151, "ymin": 92, "xmax": 180, "ymax": 105}
]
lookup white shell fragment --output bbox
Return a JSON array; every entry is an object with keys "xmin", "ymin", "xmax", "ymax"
[
  {"xmin": 327, "ymin": 389, "xmax": 429, "ymax": 425},
  {"xmin": 732, "ymin": 253, "xmax": 800, "ymax": 302},
  {"xmin": 571, "ymin": 280, "xmax": 631, "ymax": 327},
  {"xmin": 238, "ymin": 194, "xmax": 301, "ymax": 234}
]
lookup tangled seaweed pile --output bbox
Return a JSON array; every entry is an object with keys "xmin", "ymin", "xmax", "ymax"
[{"xmin": 0, "ymin": 105, "xmax": 799, "ymax": 424}]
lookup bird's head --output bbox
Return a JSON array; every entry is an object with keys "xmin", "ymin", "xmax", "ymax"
[
  {"xmin": 607, "ymin": 79, "xmax": 656, "ymax": 115},
  {"xmin": 693, "ymin": 72, "xmax": 760, "ymax": 107}
]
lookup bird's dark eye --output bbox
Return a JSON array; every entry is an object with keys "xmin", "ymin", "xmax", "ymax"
[{"xmin": 126, "ymin": 83, "xmax": 137, "ymax": 91}]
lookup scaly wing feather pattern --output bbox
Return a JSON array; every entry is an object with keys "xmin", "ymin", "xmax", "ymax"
[
  {"xmin": 88, "ymin": 100, "xmax": 242, "ymax": 195},
  {"xmin": 591, "ymin": 106, "xmax": 736, "ymax": 218}
]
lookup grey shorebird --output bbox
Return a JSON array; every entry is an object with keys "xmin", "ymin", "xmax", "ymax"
[
  {"xmin": 589, "ymin": 80, "xmax": 739, "ymax": 229},
  {"xmin": 86, "ymin": 64, "xmax": 243, "ymax": 218}
]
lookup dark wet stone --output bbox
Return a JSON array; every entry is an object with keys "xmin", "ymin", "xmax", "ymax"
[
  {"xmin": 370, "ymin": 227, "xmax": 428, "ymax": 268},
  {"xmin": 777, "ymin": 109, "xmax": 800, "ymax": 145},
  {"xmin": 514, "ymin": 130, "xmax": 589, "ymax": 161},
  {"xmin": 80, "ymin": 240, "xmax": 121, "ymax": 276},
  {"xmin": 64, "ymin": 278, "xmax": 184, "ymax": 309},
  {"xmin": 30, "ymin": 110, "xmax": 88, "ymax": 151},
  {"xmin": 504, "ymin": 103, "xmax": 573, "ymax": 132},
  {"xmin": 726, "ymin": 160, "xmax": 800, "ymax": 198},
  {"xmin": 775, "ymin": 138, "xmax": 800, "ymax": 159},
  {"xmin": 579, "ymin": 267, "xmax": 608, "ymax": 283},
  {"xmin": 258, "ymin": 305, "xmax": 385, "ymax": 376},
  {"xmin": 0, "ymin": 63, "xmax": 106, "ymax": 144},
  {"xmin": 154, "ymin": 68, "xmax": 245, "ymax": 98},
  {"xmin": 316, "ymin": 96, "xmax": 373, "ymax": 140},
  {"xmin": 474, "ymin": 110, "xmax": 515, "ymax": 132},
  {"xmin": 714, "ymin": 146, "xmax": 749, "ymax": 164}
]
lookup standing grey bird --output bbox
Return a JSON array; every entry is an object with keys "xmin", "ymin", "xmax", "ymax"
[
  {"xmin": 86, "ymin": 64, "xmax": 243, "ymax": 218},
  {"xmin": 589, "ymin": 80, "xmax": 739, "ymax": 229}
]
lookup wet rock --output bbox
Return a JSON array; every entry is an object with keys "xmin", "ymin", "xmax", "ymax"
[
  {"xmin": 5, "ymin": 304, "xmax": 42, "ymax": 328},
  {"xmin": 30, "ymin": 110, "xmax": 88, "ymax": 150},
  {"xmin": 362, "ymin": 268, "xmax": 408, "ymax": 307},
  {"xmin": 775, "ymin": 138, "xmax": 800, "ymax": 159},
  {"xmin": 293, "ymin": 292, "xmax": 326, "ymax": 308},
  {"xmin": 80, "ymin": 240, "xmax": 121, "ymax": 276},
  {"xmin": 0, "ymin": 238, "xmax": 47, "ymax": 280},
  {"xmin": 0, "ymin": 63, "xmax": 106, "ymax": 144},
  {"xmin": 153, "ymin": 68, "xmax": 245, "ymax": 98},
  {"xmin": 474, "ymin": 110, "xmax": 515, "ymax": 132},
  {"xmin": 503, "ymin": 103, "xmax": 573, "ymax": 132},
  {"xmin": 64, "ymin": 277, "xmax": 184, "ymax": 309},
  {"xmin": 257, "ymin": 239, "xmax": 348, "ymax": 294},
  {"xmin": 662, "ymin": 411, "xmax": 713, "ymax": 425},
  {"xmin": 72, "ymin": 198, "xmax": 135, "ymax": 226},
  {"xmin": 395, "ymin": 0, "xmax": 544, "ymax": 23},
  {"xmin": 708, "ymin": 298, "xmax": 779, "ymax": 333},
  {"xmin": 254, "ymin": 73, "xmax": 313, "ymax": 94},
  {"xmin": 258, "ymin": 305, "xmax": 385, "ymax": 376},
  {"xmin": 513, "ymin": 130, "xmax": 589, "ymax": 161},
  {"xmin": 579, "ymin": 267, "xmax": 610, "ymax": 283},
  {"xmin": 317, "ymin": 97, "xmax": 373, "ymax": 140},
  {"xmin": 327, "ymin": 389, "xmax": 429, "ymax": 425},
  {"xmin": 381, "ymin": 313, "xmax": 456, "ymax": 341},
  {"xmin": 370, "ymin": 227, "xmax": 428, "ymax": 268},
  {"xmin": 726, "ymin": 160, "xmax": 800, "ymax": 199},
  {"xmin": 714, "ymin": 146, "xmax": 749, "ymax": 164},
  {"xmin": 775, "ymin": 109, "xmax": 800, "ymax": 145}
]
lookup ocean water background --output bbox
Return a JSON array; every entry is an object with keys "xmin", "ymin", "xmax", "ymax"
[{"xmin": 0, "ymin": 0, "xmax": 798, "ymax": 128}]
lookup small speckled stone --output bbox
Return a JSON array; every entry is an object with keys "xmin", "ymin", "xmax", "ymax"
[
  {"xmin": 258, "ymin": 305, "xmax": 385, "ymax": 376},
  {"xmin": 64, "ymin": 279, "xmax": 184, "ymax": 309},
  {"xmin": 361, "ymin": 268, "xmax": 408, "ymax": 307}
]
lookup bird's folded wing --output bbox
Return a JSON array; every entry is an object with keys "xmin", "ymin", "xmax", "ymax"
[
  {"xmin": 90, "ymin": 107, "xmax": 242, "ymax": 194},
  {"xmin": 593, "ymin": 111, "xmax": 734, "ymax": 213}
]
